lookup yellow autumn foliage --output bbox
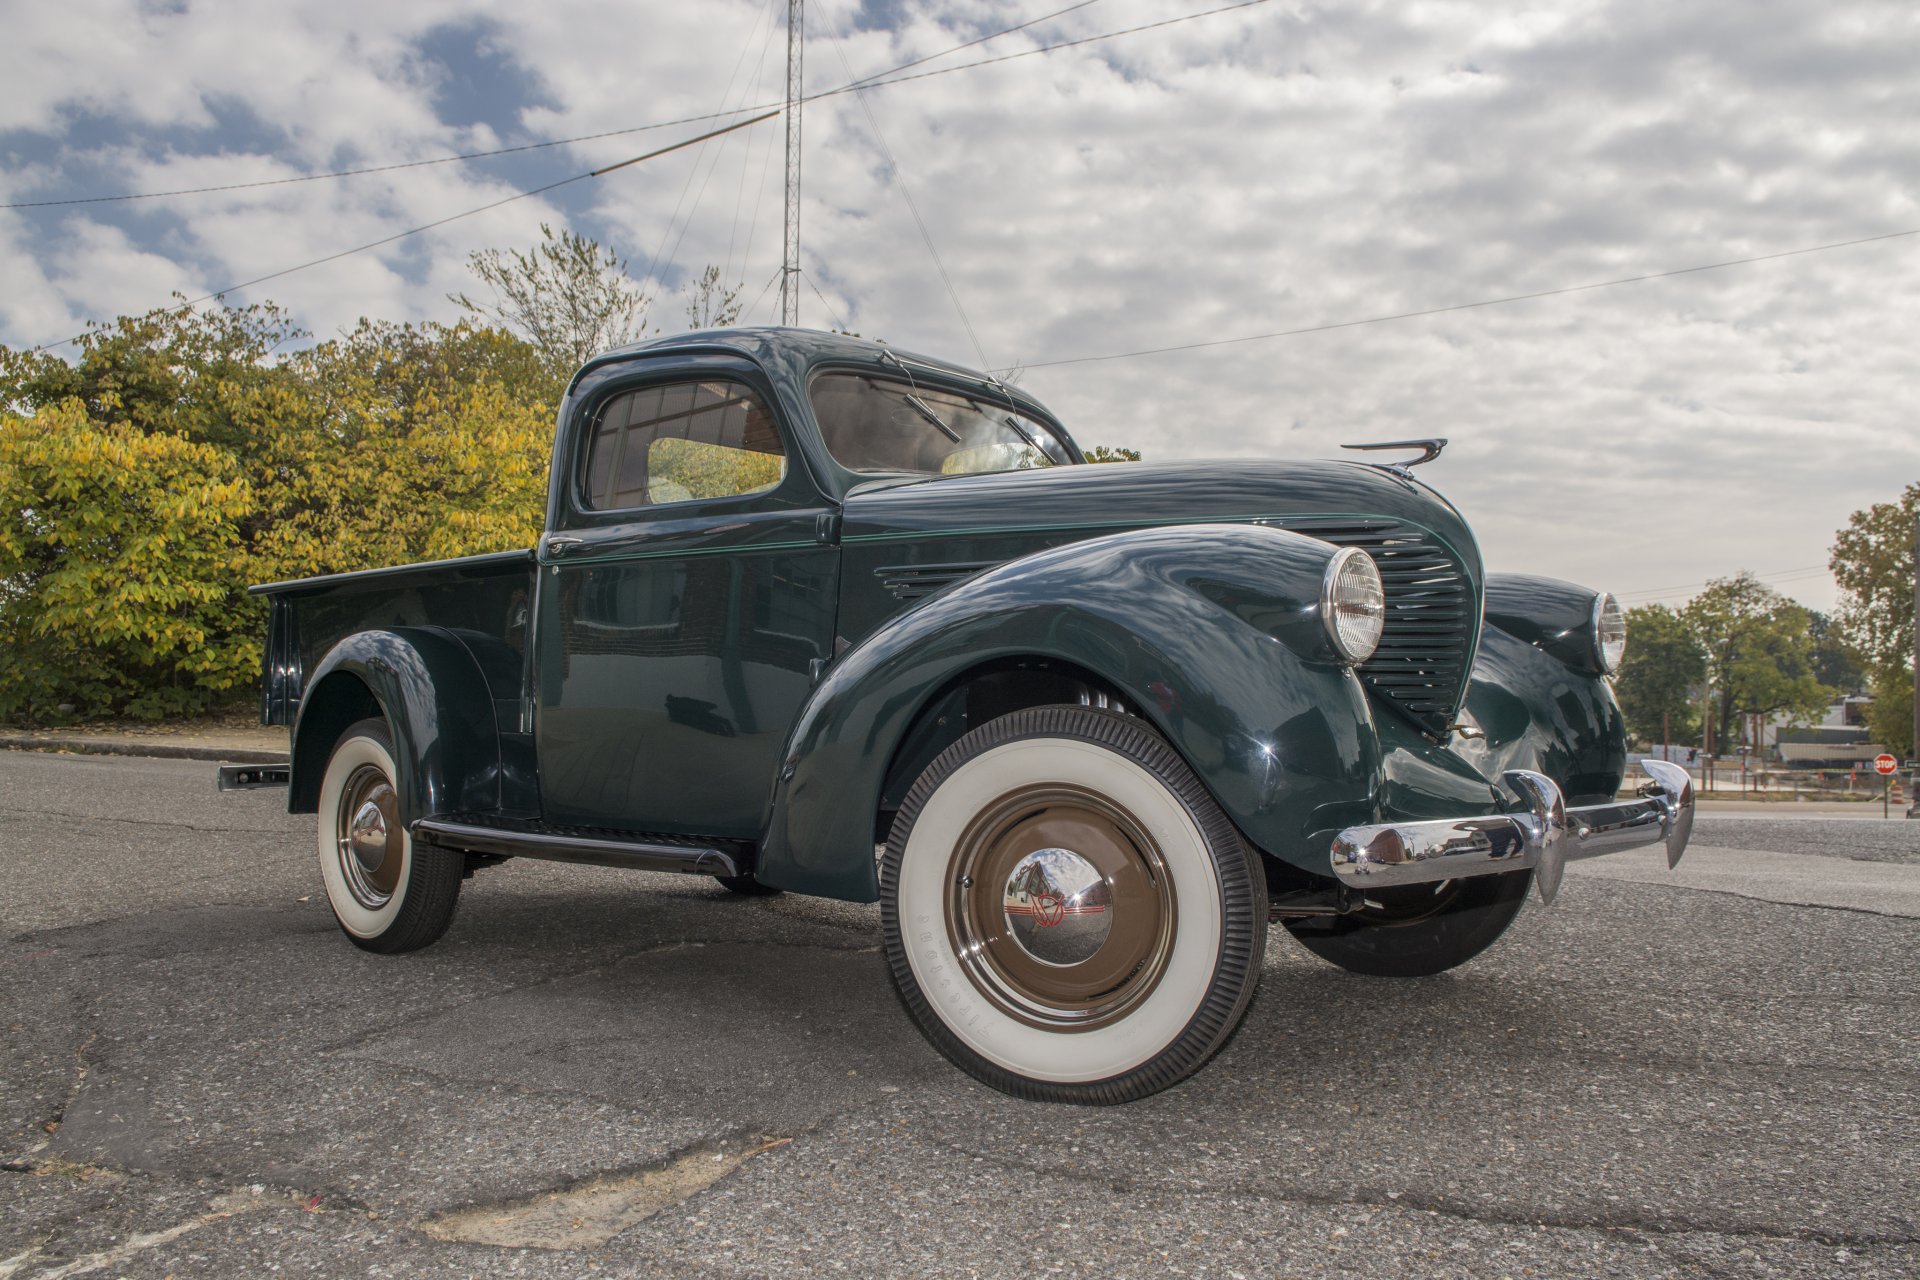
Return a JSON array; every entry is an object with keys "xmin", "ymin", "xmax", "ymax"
[{"xmin": 0, "ymin": 304, "xmax": 556, "ymax": 720}]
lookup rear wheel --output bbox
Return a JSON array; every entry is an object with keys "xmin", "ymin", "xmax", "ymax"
[
  {"xmin": 1283, "ymin": 871, "xmax": 1530, "ymax": 977},
  {"xmin": 315, "ymin": 719, "xmax": 462, "ymax": 954},
  {"xmin": 881, "ymin": 706, "xmax": 1266, "ymax": 1104}
]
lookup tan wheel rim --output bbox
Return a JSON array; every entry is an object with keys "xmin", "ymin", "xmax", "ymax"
[
  {"xmin": 944, "ymin": 784, "xmax": 1176, "ymax": 1029},
  {"xmin": 335, "ymin": 763, "xmax": 402, "ymax": 909}
]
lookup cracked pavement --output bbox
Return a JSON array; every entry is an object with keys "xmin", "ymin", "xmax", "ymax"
[{"xmin": 2, "ymin": 751, "xmax": 1917, "ymax": 1278}]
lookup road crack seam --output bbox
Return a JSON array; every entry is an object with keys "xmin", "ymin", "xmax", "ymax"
[
  {"xmin": 0, "ymin": 803, "xmax": 290, "ymax": 838},
  {"xmin": 910, "ymin": 1130, "xmax": 1920, "ymax": 1250},
  {"xmin": 315, "ymin": 937, "xmax": 880, "ymax": 1055}
]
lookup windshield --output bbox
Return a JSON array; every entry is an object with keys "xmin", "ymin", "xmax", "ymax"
[{"xmin": 809, "ymin": 372, "xmax": 1071, "ymax": 476}]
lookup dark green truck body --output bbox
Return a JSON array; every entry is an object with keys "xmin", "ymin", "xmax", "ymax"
[{"xmin": 254, "ymin": 328, "xmax": 1625, "ymax": 903}]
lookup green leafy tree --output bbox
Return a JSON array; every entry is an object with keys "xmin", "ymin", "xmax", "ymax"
[
  {"xmin": 1681, "ymin": 572, "xmax": 1832, "ymax": 753},
  {"xmin": 1830, "ymin": 483, "xmax": 1916, "ymax": 755},
  {"xmin": 1867, "ymin": 664, "xmax": 1914, "ymax": 758},
  {"xmin": 0, "ymin": 297, "xmax": 302, "ymax": 452},
  {"xmin": 1830, "ymin": 482, "xmax": 1918, "ymax": 670},
  {"xmin": 1807, "ymin": 610, "xmax": 1865, "ymax": 694},
  {"xmin": 1613, "ymin": 604, "xmax": 1705, "ymax": 748},
  {"xmin": 1083, "ymin": 446, "xmax": 1142, "ymax": 463}
]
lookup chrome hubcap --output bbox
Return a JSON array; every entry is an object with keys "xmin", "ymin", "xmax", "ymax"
[
  {"xmin": 1003, "ymin": 848, "xmax": 1112, "ymax": 966},
  {"xmin": 946, "ymin": 784, "xmax": 1175, "ymax": 1029},
  {"xmin": 334, "ymin": 764, "xmax": 402, "ymax": 909},
  {"xmin": 349, "ymin": 800, "xmax": 389, "ymax": 875}
]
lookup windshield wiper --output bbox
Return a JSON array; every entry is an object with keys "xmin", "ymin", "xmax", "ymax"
[
  {"xmin": 904, "ymin": 393, "xmax": 961, "ymax": 442},
  {"xmin": 879, "ymin": 351, "xmax": 962, "ymax": 442}
]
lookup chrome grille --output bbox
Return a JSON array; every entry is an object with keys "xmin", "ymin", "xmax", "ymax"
[{"xmin": 1273, "ymin": 517, "xmax": 1478, "ymax": 734}]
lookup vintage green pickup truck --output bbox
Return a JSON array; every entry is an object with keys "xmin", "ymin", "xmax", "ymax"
[{"xmin": 226, "ymin": 327, "xmax": 1693, "ymax": 1103}]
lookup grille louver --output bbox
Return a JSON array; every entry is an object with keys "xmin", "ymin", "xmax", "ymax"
[{"xmin": 1271, "ymin": 517, "xmax": 1478, "ymax": 733}]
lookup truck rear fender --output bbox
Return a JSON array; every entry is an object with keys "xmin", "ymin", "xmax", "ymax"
[
  {"xmin": 288, "ymin": 628, "xmax": 507, "ymax": 822},
  {"xmin": 756, "ymin": 524, "xmax": 1383, "ymax": 901}
]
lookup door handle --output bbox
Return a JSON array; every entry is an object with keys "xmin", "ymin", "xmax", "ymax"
[{"xmin": 543, "ymin": 535, "xmax": 585, "ymax": 556}]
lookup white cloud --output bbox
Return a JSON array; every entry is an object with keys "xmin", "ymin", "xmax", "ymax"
[{"xmin": 4, "ymin": 0, "xmax": 1917, "ymax": 611}]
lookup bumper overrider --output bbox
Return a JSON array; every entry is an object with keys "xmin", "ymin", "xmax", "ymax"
[{"xmin": 1330, "ymin": 759, "xmax": 1695, "ymax": 905}]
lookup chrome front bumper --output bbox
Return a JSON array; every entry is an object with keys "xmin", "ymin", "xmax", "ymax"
[{"xmin": 1329, "ymin": 759, "xmax": 1694, "ymax": 905}]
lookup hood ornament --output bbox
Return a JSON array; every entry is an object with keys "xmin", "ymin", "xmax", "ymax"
[{"xmin": 1341, "ymin": 438, "xmax": 1448, "ymax": 478}]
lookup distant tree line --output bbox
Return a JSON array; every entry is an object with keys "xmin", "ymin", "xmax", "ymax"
[{"xmin": 1614, "ymin": 484, "xmax": 1918, "ymax": 758}]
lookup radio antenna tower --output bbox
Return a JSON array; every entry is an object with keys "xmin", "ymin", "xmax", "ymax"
[{"xmin": 779, "ymin": 0, "xmax": 803, "ymax": 326}]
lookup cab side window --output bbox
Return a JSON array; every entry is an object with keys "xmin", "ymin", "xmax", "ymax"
[{"xmin": 583, "ymin": 380, "xmax": 786, "ymax": 511}]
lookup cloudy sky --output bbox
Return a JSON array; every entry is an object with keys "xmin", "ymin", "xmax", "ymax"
[{"xmin": 4, "ymin": 0, "xmax": 1916, "ymax": 613}]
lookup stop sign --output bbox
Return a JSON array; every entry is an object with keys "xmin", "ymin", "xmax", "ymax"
[{"xmin": 1875, "ymin": 753, "xmax": 1898, "ymax": 775}]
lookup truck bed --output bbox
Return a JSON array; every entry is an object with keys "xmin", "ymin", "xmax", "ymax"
[{"xmin": 250, "ymin": 549, "xmax": 536, "ymax": 726}]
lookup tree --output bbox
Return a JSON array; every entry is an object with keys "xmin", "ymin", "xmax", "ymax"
[
  {"xmin": 1807, "ymin": 610, "xmax": 1865, "ymax": 694},
  {"xmin": 0, "ymin": 297, "xmax": 303, "ymax": 453},
  {"xmin": 1830, "ymin": 482, "xmax": 1918, "ymax": 670},
  {"xmin": 683, "ymin": 265, "xmax": 744, "ymax": 330},
  {"xmin": 1083, "ymin": 446, "xmax": 1142, "ymax": 463},
  {"xmin": 451, "ymin": 223, "xmax": 652, "ymax": 385},
  {"xmin": 1830, "ymin": 483, "xmax": 1916, "ymax": 754},
  {"xmin": 1681, "ymin": 572, "xmax": 1832, "ymax": 753},
  {"xmin": 1868, "ymin": 663, "xmax": 1914, "ymax": 758},
  {"xmin": 0, "ymin": 402, "xmax": 256, "ymax": 719},
  {"xmin": 0, "ymin": 302, "xmax": 554, "ymax": 720},
  {"xmin": 244, "ymin": 319, "xmax": 552, "ymax": 580},
  {"xmin": 1612, "ymin": 604, "xmax": 1705, "ymax": 748}
]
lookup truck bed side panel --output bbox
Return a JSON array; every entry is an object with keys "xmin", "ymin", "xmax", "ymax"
[{"xmin": 253, "ymin": 550, "xmax": 537, "ymax": 736}]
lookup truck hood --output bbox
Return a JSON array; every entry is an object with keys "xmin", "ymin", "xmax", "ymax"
[
  {"xmin": 839, "ymin": 458, "xmax": 1486, "ymax": 737},
  {"xmin": 843, "ymin": 458, "xmax": 1480, "ymax": 567}
]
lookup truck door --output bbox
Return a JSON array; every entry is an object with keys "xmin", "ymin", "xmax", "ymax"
[{"xmin": 532, "ymin": 360, "xmax": 838, "ymax": 838}]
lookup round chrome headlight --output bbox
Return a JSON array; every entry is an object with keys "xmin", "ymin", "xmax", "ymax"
[
  {"xmin": 1323, "ymin": 547, "xmax": 1385, "ymax": 664},
  {"xmin": 1592, "ymin": 591, "xmax": 1626, "ymax": 675}
]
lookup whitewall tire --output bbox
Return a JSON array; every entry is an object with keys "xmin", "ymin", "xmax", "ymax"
[
  {"xmin": 880, "ymin": 705, "xmax": 1266, "ymax": 1104},
  {"xmin": 316, "ymin": 718, "xmax": 462, "ymax": 954}
]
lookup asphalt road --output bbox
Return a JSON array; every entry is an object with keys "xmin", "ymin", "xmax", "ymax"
[{"xmin": 2, "ymin": 751, "xmax": 1917, "ymax": 1279}]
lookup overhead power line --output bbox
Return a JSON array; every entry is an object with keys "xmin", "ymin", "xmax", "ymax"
[
  {"xmin": 1012, "ymin": 228, "xmax": 1920, "ymax": 371},
  {"xmin": 2, "ymin": 0, "xmax": 1215, "ymax": 211},
  {"xmin": 1616, "ymin": 565, "xmax": 1832, "ymax": 601},
  {"xmin": 837, "ymin": 0, "xmax": 1107, "ymax": 90},
  {"xmin": 28, "ymin": 112, "xmax": 779, "ymax": 354},
  {"xmin": 819, "ymin": 0, "xmax": 992, "ymax": 369}
]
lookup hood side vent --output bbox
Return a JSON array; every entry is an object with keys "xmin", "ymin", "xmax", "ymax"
[
  {"xmin": 1270, "ymin": 517, "xmax": 1478, "ymax": 734},
  {"xmin": 877, "ymin": 561, "xmax": 1000, "ymax": 602}
]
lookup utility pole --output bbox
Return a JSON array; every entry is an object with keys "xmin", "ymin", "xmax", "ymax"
[
  {"xmin": 1909, "ymin": 509, "xmax": 1918, "ymax": 816},
  {"xmin": 779, "ymin": 0, "xmax": 803, "ymax": 327}
]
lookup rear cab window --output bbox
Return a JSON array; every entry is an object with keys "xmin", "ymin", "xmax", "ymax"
[{"xmin": 583, "ymin": 380, "xmax": 786, "ymax": 510}]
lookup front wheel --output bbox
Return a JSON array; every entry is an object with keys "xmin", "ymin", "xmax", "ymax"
[
  {"xmin": 1283, "ymin": 870, "xmax": 1530, "ymax": 977},
  {"xmin": 316, "ymin": 718, "xmax": 462, "ymax": 954},
  {"xmin": 880, "ymin": 706, "xmax": 1267, "ymax": 1105}
]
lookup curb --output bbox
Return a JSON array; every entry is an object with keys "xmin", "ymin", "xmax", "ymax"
[{"xmin": 0, "ymin": 736, "xmax": 289, "ymax": 764}]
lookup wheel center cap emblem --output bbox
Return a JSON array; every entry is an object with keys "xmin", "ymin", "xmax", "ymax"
[
  {"xmin": 1003, "ymin": 848, "xmax": 1112, "ymax": 967},
  {"xmin": 349, "ymin": 800, "xmax": 390, "ymax": 874}
]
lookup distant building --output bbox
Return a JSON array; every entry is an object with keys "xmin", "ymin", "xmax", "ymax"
[{"xmin": 1772, "ymin": 696, "xmax": 1881, "ymax": 767}]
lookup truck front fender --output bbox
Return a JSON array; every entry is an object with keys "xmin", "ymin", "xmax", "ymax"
[
  {"xmin": 288, "ymin": 627, "xmax": 504, "ymax": 823},
  {"xmin": 756, "ymin": 524, "xmax": 1381, "ymax": 901},
  {"xmin": 1458, "ymin": 574, "xmax": 1627, "ymax": 805}
]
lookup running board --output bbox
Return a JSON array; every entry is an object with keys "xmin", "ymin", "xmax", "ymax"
[{"xmin": 411, "ymin": 815, "xmax": 743, "ymax": 878}]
